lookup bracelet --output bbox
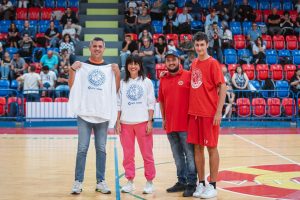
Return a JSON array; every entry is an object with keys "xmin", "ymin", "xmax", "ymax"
[{"xmin": 70, "ymin": 67, "xmax": 76, "ymax": 72}]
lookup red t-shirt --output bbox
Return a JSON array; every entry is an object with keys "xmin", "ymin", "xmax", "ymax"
[
  {"xmin": 158, "ymin": 69, "xmax": 191, "ymax": 133},
  {"xmin": 188, "ymin": 57, "xmax": 225, "ymax": 117}
]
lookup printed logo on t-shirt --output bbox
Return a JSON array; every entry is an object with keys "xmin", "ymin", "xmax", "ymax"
[
  {"xmin": 88, "ymin": 69, "xmax": 106, "ymax": 88},
  {"xmin": 178, "ymin": 80, "xmax": 183, "ymax": 86},
  {"xmin": 126, "ymin": 84, "xmax": 143, "ymax": 103},
  {"xmin": 191, "ymin": 68, "xmax": 202, "ymax": 89}
]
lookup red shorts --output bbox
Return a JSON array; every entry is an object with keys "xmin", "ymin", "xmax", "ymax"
[{"xmin": 187, "ymin": 115, "xmax": 220, "ymax": 147}]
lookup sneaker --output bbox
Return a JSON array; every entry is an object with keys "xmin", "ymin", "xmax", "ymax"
[
  {"xmin": 193, "ymin": 182, "xmax": 205, "ymax": 198},
  {"xmin": 71, "ymin": 180, "xmax": 82, "ymax": 194},
  {"xmin": 200, "ymin": 184, "xmax": 217, "ymax": 199},
  {"xmin": 121, "ymin": 181, "xmax": 135, "ymax": 193},
  {"xmin": 143, "ymin": 181, "xmax": 154, "ymax": 194},
  {"xmin": 166, "ymin": 182, "xmax": 186, "ymax": 193},
  {"xmin": 183, "ymin": 184, "xmax": 196, "ymax": 197},
  {"xmin": 95, "ymin": 180, "xmax": 111, "ymax": 194}
]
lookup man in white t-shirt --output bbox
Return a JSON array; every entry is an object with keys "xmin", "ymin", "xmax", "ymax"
[
  {"xmin": 17, "ymin": 65, "xmax": 42, "ymax": 102},
  {"xmin": 40, "ymin": 65, "xmax": 57, "ymax": 97}
]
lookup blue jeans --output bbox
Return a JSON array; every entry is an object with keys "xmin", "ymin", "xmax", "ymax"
[
  {"xmin": 75, "ymin": 117, "xmax": 109, "ymax": 182},
  {"xmin": 143, "ymin": 65, "xmax": 157, "ymax": 80},
  {"xmin": 55, "ymin": 85, "xmax": 69, "ymax": 97},
  {"xmin": 1, "ymin": 66, "xmax": 9, "ymax": 79},
  {"xmin": 120, "ymin": 51, "xmax": 130, "ymax": 68},
  {"xmin": 167, "ymin": 132, "xmax": 197, "ymax": 186}
]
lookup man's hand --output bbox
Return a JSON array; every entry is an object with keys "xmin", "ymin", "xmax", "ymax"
[
  {"xmin": 111, "ymin": 63, "xmax": 120, "ymax": 76},
  {"xmin": 115, "ymin": 120, "xmax": 121, "ymax": 135},
  {"xmin": 71, "ymin": 61, "xmax": 81, "ymax": 71},
  {"xmin": 213, "ymin": 111, "xmax": 222, "ymax": 126},
  {"xmin": 146, "ymin": 121, "xmax": 153, "ymax": 135}
]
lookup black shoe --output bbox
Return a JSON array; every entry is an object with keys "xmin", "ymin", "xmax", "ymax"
[
  {"xmin": 166, "ymin": 182, "xmax": 186, "ymax": 193},
  {"xmin": 182, "ymin": 184, "xmax": 196, "ymax": 197}
]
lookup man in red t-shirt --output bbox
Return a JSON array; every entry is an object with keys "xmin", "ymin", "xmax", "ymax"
[
  {"xmin": 159, "ymin": 50, "xmax": 197, "ymax": 197},
  {"xmin": 187, "ymin": 32, "xmax": 226, "ymax": 199}
]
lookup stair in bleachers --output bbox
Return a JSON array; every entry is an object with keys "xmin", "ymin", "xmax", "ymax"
[{"xmin": 76, "ymin": 0, "xmax": 123, "ymax": 64}]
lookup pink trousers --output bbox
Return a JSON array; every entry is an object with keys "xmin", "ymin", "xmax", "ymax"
[{"xmin": 120, "ymin": 122, "xmax": 156, "ymax": 181}]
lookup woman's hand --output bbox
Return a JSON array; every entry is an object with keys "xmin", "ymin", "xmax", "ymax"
[
  {"xmin": 115, "ymin": 120, "xmax": 121, "ymax": 135},
  {"xmin": 146, "ymin": 121, "xmax": 153, "ymax": 135}
]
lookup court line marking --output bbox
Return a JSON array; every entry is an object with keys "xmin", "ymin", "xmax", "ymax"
[
  {"xmin": 233, "ymin": 134, "xmax": 300, "ymax": 165},
  {"xmin": 113, "ymin": 138, "xmax": 121, "ymax": 200}
]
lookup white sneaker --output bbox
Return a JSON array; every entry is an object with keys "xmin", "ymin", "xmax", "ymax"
[
  {"xmin": 71, "ymin": 180, "xmax": 82, "ymax": 194},
  {"xmin": 95, "ymin": 180, "xmax": 111, "ymax": 194},
  {"xmin": 200, "ymin": 184, "xmax": 217, "ymax": 199},
  {"xmin": 121, "ymin": 181, "xmax": 135, "ymax": 193},
  {"xmin": 143, "ymin": 181, "xmax": 154, "ymax": 194},
  {"xmin": 193, "ymin": 182, "xmax": 205, "ymax": 197}
]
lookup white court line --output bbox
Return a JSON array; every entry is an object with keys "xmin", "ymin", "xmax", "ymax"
[{"xmin": 233, "ymin": 134, "xmax": 300, "ymax": 165}]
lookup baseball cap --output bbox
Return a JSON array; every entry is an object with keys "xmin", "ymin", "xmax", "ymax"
[{"xmin": 165, "ymin": 50, "xmax": 179, "ymax": 58}]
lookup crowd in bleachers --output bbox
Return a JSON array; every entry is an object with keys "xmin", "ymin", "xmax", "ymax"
[
  {"xmin": 0, "ymin": 0, "xmax": 80, "ymax": 104},
  {"xmin": 123, "ymin": 0, "xmax": 300, "ymax": 119}
]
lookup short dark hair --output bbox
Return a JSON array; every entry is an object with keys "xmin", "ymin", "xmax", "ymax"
[
  {"xmin": 124, "ymin": 55, "xmax": 145, "ymax": 82},
  {"xmin": 212, "ymin": 22, "xmax": 218, "ymax": 25},
  {"xmin": 193, "ymin": 31, "xmax": 208, "ymax": 44},
  {"xmin": 90, "ymin": 37, "xmax": 105, "ymax": 47},
  {"xmin": 29, "ymin": 65, "xmax": 36, "ymax": 72},
  {"xmin": 42, "ymin": 65, "xmax": 49, "ymax": 71}
]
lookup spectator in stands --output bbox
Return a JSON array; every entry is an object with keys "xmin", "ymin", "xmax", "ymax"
[
  {"xmin": 214, "ymin": 0, "xmax": 230, "ymax": 21},
  {"xmin": 16, "ymin": 65, "xmax": 42, "ymax": 102},
  {"xmin": 236, "ymin": 0, "xmax": 256, "ymax": 22},
  {"xmin": 0, "ymin": 41, "xmax": 3, "ymax": 59},
  {"xmin": 252, "ymin": 37, "xmax": 266, "ymax": 64},
  {"xmin": 45, "ymin": 21, "xmax": 60, "ymax": 48},
  {"xmin": 185, "ymin": 0, "xmax": 202, "ymax": 21},
  {"xmin": 267, "ymin": 8, "xmax": 281, "ymax": 36},
  {"xmin": 232, "ymin": 66, "xmax": 249, "ymax": 97},
  {"xmin": 137, "ymin": 0, "xmax": 148, "ymax": 15},
  {"xmin": 205, "ymin": 8, "xmax": 219, "ymax": 34},
  {"xmin": 139, "ymin": 37, "xmax": 156, "ymax": 80},
  {"xmin": 55, "ymin": 65, "xmax": 69, "ymax": 97},
  {"xmin": 208, "ymin": 22, "xmax": 223, "ymax": 64},
  {"xmin": 296, "ymin": 0, "xmax": 300, "ymax": 13},
  {"xmin": 177, "ymin": 7, "xmax": 193, "ymax": 34},
  {"xmin": 1, "ymin": 52, "xmax": 10, "ymax": 80},
  {"xmin": 223, "ymin": 85, "xmax": 235, "ymax": 119},
  {"xmin": 261, "ymin": 78, "xmax": 275, "ymax": 97},
  {"xmin": 18, "ymin": 33, "xmax": 35, "ymax": 59},
  {"xmin": 18, "ymin": 0, "xmax": 29, "ymax": 8},
  {"xmin": 40, "ymin": 50, "xmax": 59, "ymax": 72},
  {"xmin": 165, "ymin": 0, "xmax": 178, "ymax": 13},
  {"xmin": 167, "ymin": 39, "xmax": 177, "ymax": 52},
  {"xmin": 0, "ymin": 0, "xmax": 13, "ymax": 20},
  {"xmin": 222, "ymin": 24, "xmax": 232, "ymax": 49},
  {"xmin": 183, "ymin": 52, "xmax": 195, "ymax": 70},
  {"xmin": 155, "ymin": 35, "xmax": 167, "ymax": 63},
  {"xmin": 62, "ymin": 21, "xmax": 77, "ymax": 41},
  {"xmin": 120, "ymin": 34, "xmax": 138, "ymax": 70},
  {"xmin": 126, "ymin": 0, "xmax": 138, "ymax": 13},
  {"xmin": 59, "ymin": 33, "xmax": 75, "ymax": 56},
  {"xmin": 60, "ymin": 7, "xmax": 82, "ymax": 39},
  {"xmin": 280, "ymin": 11, "xmax": 294, "ymax": 36},
  {"xmin": 178, "ymin": 35, "xmax": 194, "ymax": 61},
  {"xmin": 21, "ymin": 20, "xmax": 36, "ymax": 40},
  {"xmin": 289, "ymin": 69, "xmax": 300, "ymax": 95},
  {"xmin": 150, "ymin": 0, "xmax": 163, "ymax": 21},
  {"xmin": 163, "ymin": 8, "xmax": 178, "ymax": 34},
  {"xmin": 138, "ymin": 29, "xmax": 152, "ymax": 49},
  {"xmin": 40, "ymin": 65, "xmax": 57, "ymax": 97},
  {"xmin": 222, "ymin": 65, "xmax": 232, "ymax": 86},
  {"xmin": 59, "ymin": 49, "xmax": 71, "ymax": 71},
  {"xmin": 137, "ymin": 7, "xmax": 152, "ymax": 34},
  {"xmin": 124, "ymin": 7, "xmax": 138, "ymax": 34},
  {"xmin": 10, "ymin": 52, "xmax": 27, "ymax": 80},
  {"xmin": 247, "ymin": 22, "xmax": 262, "ymax": 45},
  {"xmin": 8, "ymin": 23, "xmax": 20, "ymax": 48},
  {"xmin": 295, "ymin": 13, "xmax": 300, "ymax": 36}
]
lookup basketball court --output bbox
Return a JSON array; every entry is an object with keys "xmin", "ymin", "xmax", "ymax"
[{"xmin": 0, "ymin": 127, "xmax": 299, "ymax": 200}]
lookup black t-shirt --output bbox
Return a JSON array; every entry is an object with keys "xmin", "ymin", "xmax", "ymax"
[
  {"xmin": 214, "ymin": 3, "xmax": 226, "ymax": 13},
  {"xmin": 57, "ymin": 72, "xmax": 69, "ymax": 86},
  {"xmin": 185, "ymin": 2, "xmax": 202, "ymax": 13},
  {"xmin": 45, "ymin": 28, "xmax": 59, "ymax": 37},
  {"xmin": 125, "ymin": 14, "xmax": 137, "ymax": 24},
  {"xmin": 238, "ymin": 5, "xmax": 253, "ymax": 16},
  {"xmin": 167, "ymin": 2, "xmax": 178, "ymax": 11},
  {"xmin": 268, "ymin": 14, "xmax": 281, "ymax": 26},
  {"xmin": 122, "ymin": 41, "xmax": 138, "ymax": 53},
  {"xmin": 155, "ymin": 43, "xmax": 167, "ymax": 54},
  {"xmin": 85, "ymin": 60, "xmax": 107, "ymax": 66}
]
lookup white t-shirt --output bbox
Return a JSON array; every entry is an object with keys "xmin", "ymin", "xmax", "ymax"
[
  {"xmin": 118, "ymin": 77, "xmax": 155, "ymax": 124},
  {"xmin": 40, "ymin": 71, "xmax": 57, "ymax": 88},
  {"xmin": 21, "ymin": 72, "xmax": 41, "ymax": 94}
]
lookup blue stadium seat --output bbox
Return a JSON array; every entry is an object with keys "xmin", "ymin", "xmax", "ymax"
[
  {"xmin": 177, "ymin": 0, "xmax": 185, "ymax": 8},
  {"xmin": 152, "ymin": 20, "xmax": 163, "ymax": 34},
  {"xmin": 248, "ymin": 0, "xmax": 257, "ymax": 9},
  {"xmin": 39, "ymin": 20, "xmax": 51, "ymax": 33},
  {"xmin": 242, "ymin": 21, "xmax": 252, "ymax": 35},
  {"xmin": 191, "ymin": 20, "xmax": 204, "ymax": 32},
  {"xmin": 261, "ymin": 80, "xmax": 276, "ymax": 98},
  {"xmin": 45, "ymin": 0, "xmax": 55, "ymax": 8},
  {"xmin": 259, "ymin": 2, "xmax": 270, "ymax": 10},
  {"xmin": 249, "ymin": 80, "xmax": 261, "ymax": 90},
  {"xmin": 47, "ymin": 47, "xmax": 59, "ymax": 53},
  {"xmin": 10, "ymin": 80, "xmax": 19, "ymax": 90},
  {"xmin": 0, "ymin": 80, "xmax": 10, "ymax": 97},
  {"xmin": 0, "ymin": 20, "xmax": 11, "ymax": 33},
  {"xmin": 10, "ymin": 0, "xmax": 17, "ymax": 6},
  {"xmin": 57, "ymin": 0, "xmax": 67, "ymax": 8},
  {"xmin": 6, "ymin": 47, "xmax": 19, "ymax": 59},
  {"xmin": 278, "ymin": 49, "xmax": 291, "ymax": 57},
  {"xmin": 69, "ymin": 0, "xmax": 79, "ymax": 7},
  {"xmin": 32, "ymin": 47, "xmax": 46, "ymax": 62},
  {"xmin": 271, "ymin": 2, "xmax": 281, "ymax": 10},
  {"xmin": 230, "ymin": 22, "xmax": 242, "ymax": 35},
  {"xmin": 224, "ymin": 49, "xmax": 237, "ymax": 64},
  {"xmin": 292, "ymin": 50, "xmax": 300, "ymax": 65},
  {"xmin": 237, "ymin": 49, "xmax": 252, "ymax": 60},
  {"xmin": 198, "ymin": 0, "xmax": 210, "ymax": 9},
  {"xmin": 283, "ymin": 1, "xmax": 293, "ymax": 11},
  {"xmin": 265, "ymin": 49, "xmax": 278, "ymax": 65},
  {"xmin": 13, "ymin": 20, "xmax": 25, "ymax": 31},
  {"xmin": 276, "ymin": 80, "xmax": 289, "ymax": 98},
  {"xmin": 29, "ymin": 20, "xmax": 38, "ymax": 32}
]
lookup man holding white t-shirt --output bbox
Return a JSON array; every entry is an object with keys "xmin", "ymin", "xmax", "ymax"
[{"xmin": 69, "ymin": 37, "xmax": 120, "ymax": 195}]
